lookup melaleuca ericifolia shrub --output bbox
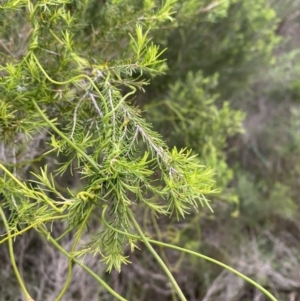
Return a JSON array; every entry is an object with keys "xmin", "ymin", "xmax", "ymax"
[{"xmin": 0, "ymin": 1, "xmax": 277, "ymax": 300}]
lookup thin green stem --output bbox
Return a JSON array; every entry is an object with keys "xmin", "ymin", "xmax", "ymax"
[
  {"xmin": 38, "ymin": 226, "xmax": 128, "ymax": 301},
  {"xmin": 55, "ymin": 227, "xmax": 74, "ymax": 242},
  {"xmin": 49, "ymin": 29, "xmax": 65, "ymax": 45},
  {"xmin": 0, "ymin": 214, "xmax": 68, "ymax": 244},
  {"xmin": 155, "ymin": 242, "xmax": 278, "ymax": 301},
  {"xmin": 0, "ymin": 164, "xmax": 31, "ymax": 190},
  {"xmin": 31, "ymin": 54, "xmax": 109, "ymax": 116},
  {"xmin": 102, "ymin": 207, "xmax": 278, "ymax": 301},
  {"xmin": 126, "ymin": 208, "xmax": 187, "ymax": 301},
  {"xmin": 151, "ymin": 210, "xmax": 171, "ymax": 268},
  {"xmin": 0, "ymin": 163, "xmax": 62, "ymax": 213},
  {"xmin": 55, "ymin": 205, "xmax": 94, "ymax": 301},
  {"xmin": 31, "ymin": 99, "xmax": 99, "ymax": 170},
  {"xmin": 0, "ymin": 207, "xmax": 34, "ymax": 301},
  {"xmin": 28, "ymin": 0, "xmax": 40, "ymax": 21},
  {"xmin": 150, "ymin": 213, "xmax": 179, "ymax": 301}
]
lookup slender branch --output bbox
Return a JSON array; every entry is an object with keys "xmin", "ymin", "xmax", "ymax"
[
  {"xmin": 153, "ymin": 243, "xmax": 278, "ymax": 301},
  {"xmin": 0, "ymin": 215, "xmax": 68, "ymax": 244},
  {"xmin": 70, "ymin": 70, "xmax": 106, "ymax": 140},
  {"xmin": 137, "ymin": 125, "xmax": 167, "ymax": 161},
  {"xmin": 55, "ymin": 205, "xmax": 95, "ymax": 301},
  {"xmin": 31, "ymin": 54, "xmax": 109, "ymax": 116},
  {"xmin": 89, "ymin": 92, "xmax": 104, "ymax": 118},
  {"xmin": 150, "ymin": 210, "xmax": 172, "ymax": 269},
  {"xmin": 0, "ymin": 207, "xmax": 34, "ymax": 301},
  {"xmin": 126, "ymin": 208, "xmax": 187, "ymax": 301},
  {"xmin": 107, "ymin": 86, "xmax": 115, "ymax": 141},
  {"xmin": 0, "ymin": 163, "xmax": 62, "ymax": 213},
  {"xmin": 101, "ymin": 207, "xmax": 278, "ymax": 301},
  {"xmin": 31, "ymin": 99, "xmax": 100, "ymax": 170},
  {"xmin": 38, "ymin": 226, "xmax": 128, "ymax": 301},
  {"xmin": 70, "ymin": 92, "xmax": 87, "ymax": 140}
]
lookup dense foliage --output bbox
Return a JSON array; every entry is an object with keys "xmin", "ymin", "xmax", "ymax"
[{"xmin": 1, "ymin": 0, "xmax": 300, "ymax": 301}]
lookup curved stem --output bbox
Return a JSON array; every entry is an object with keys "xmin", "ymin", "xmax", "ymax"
[
  {"xmin": 151, "ymin": 210, "xmax": 172, "ymax": 268},
  {"xmin": 153, "ymin": 241, "xmax": 278, "ymax": 301},
  {"xmin": 102, "ymin": 207, "xmax": 278, "ymax": 301},
  {"xmin": 55, "ymin": 205, "xmax": 94, "ymax": 301},
  {"xmin": 126, "ymin": 208, "xmax": 187, "ymax": 301},
  {"xmin": 55, "ymin": 227, "xmax": 74, "ymax": 242},
  {"xmin": 0, "ymin": 163, "xmax": 62, "ymax": 213},
  {"xmin": 31, "ymin": 99, "xmax": 99, "ymax": 170},
  {"xmin": 31, "ymin": 54, "xmax": 109, "ymax": 116},
  {"xmin": 38, "ymin": 226, "xmax": 128, "ymax": 301},
  {"xmin": 0, "ymin": 207, "xmax": 34, "ymax": 301},
  {"xmin": 151, "ymin": 210, "xmax": 178, "ymax": 301},
  {"xmin": 0, "ymin": 214, "xmax": 68, "ymax": 244}
]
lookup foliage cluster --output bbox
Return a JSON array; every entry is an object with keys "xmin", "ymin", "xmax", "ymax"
[
  {"xmin": 0, "ymin": 0, "xmax": 247, "ymax": 300},
  {"xmin": 1, "ymin": 0, "xmax": 299, "ymax": 300}
]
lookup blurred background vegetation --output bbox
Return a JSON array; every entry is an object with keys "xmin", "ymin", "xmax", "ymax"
[{"xmin": 1, "ymin": 0, "xmax": 300, "ymax": 300}]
